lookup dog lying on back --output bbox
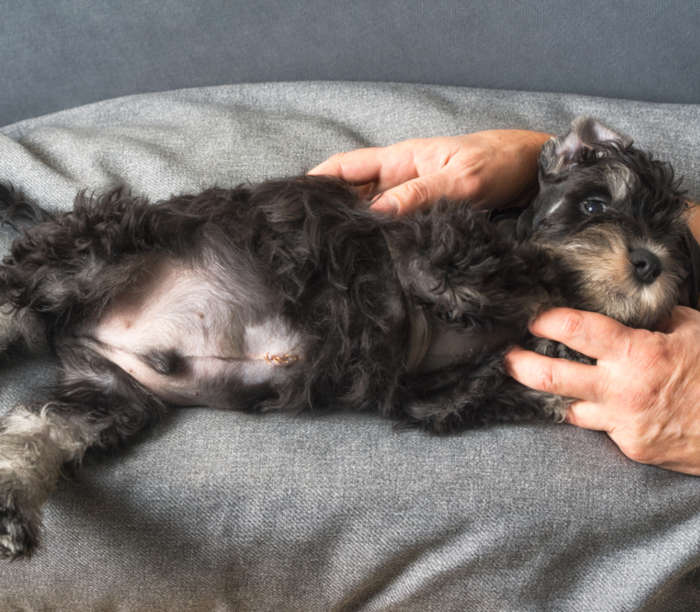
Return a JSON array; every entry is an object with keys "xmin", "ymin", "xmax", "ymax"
[{"xmin": 0, "ymin": 117, "xmax": 698, "ymax": 558}]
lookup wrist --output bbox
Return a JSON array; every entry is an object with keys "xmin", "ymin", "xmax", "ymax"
[{"xmin": 502, "ymin": 131, "xmax": 552, "ymax": 207}]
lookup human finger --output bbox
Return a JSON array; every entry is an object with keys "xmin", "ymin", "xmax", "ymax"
[
  {"xmin": 528, "ymin": 308, "xmax": 633, "ymax": 361},
  {"xmin": 307, "ymin": 148, "xmax": 385, "ymax": 184},
  {"xmin": 503, "ymin": 346, "xmax": 602, "ymax": 402},
  {"xmin": 564, "ymin": 400, "xmax": 612, "ymax": 432},
  {"xmin": 370, "ymin": 171, "xmax": 463, "ymax": 215}
]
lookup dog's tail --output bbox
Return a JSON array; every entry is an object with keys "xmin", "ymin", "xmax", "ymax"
[{"xmin": 0, "ymin": 183, "xmax": 55, "ymax": 232}]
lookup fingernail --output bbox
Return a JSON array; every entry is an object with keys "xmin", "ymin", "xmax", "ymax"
[{"xmin": 371, "ymin": 195, "xmax": 399, "ymax": 215}]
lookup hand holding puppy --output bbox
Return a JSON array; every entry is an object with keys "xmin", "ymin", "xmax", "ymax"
[{"xmin": 505, "ymin": 307, "xmax": 700, "ymax": 476}]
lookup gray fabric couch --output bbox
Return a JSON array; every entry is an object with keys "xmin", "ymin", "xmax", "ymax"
[
  {"xmin": 0, "ymin": 81, "xmax": 698, "ymax": 611},
  {"xmin": 1, "ymin": 2, "xmax": 699, "ymax": 610}
]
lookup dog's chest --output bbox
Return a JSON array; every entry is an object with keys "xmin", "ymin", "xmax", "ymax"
[{"xmin": 85, "ymin": 259, "xmax": 301, "ymax": 406}]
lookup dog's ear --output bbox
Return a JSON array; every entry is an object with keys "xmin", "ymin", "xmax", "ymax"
[{"xmin": 540, "ymin": 116, "xmax": 633, "ymax": 175}]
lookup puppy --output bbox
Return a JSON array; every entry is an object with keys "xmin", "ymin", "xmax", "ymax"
[{"xmin": 0, "ymin": 117, "xmax": 697, "ymax": 558}]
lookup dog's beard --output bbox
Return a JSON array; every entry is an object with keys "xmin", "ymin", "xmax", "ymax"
[{"xmin": 543, "ymin": 224, "xmax": 685, "ymax": 328}]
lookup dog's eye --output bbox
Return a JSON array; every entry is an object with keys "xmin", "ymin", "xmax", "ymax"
[{"xmin": 580, "ymin": 198, "xmax": 608, "ymax": 215}]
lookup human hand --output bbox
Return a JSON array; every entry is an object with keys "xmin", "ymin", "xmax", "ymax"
[
  {"xmin": 309, "ymin": 130, "xmax": 551, "ymax": 214},
  {"xmin": 504, "ymin": 306, "xmax": 700, "ymax": 476}
]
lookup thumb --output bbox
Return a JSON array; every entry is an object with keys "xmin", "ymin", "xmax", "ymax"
[{"xmin": 371, "ymin": 173, "xmax": 450, "ymax": 215}]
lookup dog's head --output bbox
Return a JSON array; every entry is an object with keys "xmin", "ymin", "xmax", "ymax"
[{"xmin": 517, "ymin": 116, "xmax": 698, "ymax": 328}]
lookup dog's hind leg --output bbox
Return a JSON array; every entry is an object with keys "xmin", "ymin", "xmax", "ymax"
[
  {"xmin": 0, "ymin": 404, "xmax": 91, "ymax": 559},
  {"xmin": 0, "ymin": 347, "xmax": 166, "ymax": 559}
]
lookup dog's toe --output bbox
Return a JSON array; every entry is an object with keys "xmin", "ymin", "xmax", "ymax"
[{"xmin": 0, "ymin": 499, "xmax": 38, "ymax": 560}]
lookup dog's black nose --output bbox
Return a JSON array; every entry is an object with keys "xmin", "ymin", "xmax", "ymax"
[{"xmin": 629, "ymin": 248, "xmax": 662, "ymax": 284}]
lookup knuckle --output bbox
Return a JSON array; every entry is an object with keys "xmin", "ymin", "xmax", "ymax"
[
  {"xmin": 613, "ymin": 374, "xmax": 660, "ymax": 413},
  {"xmin": 560, "ymin": 311, "xmax": 584, "ymax": 338},
  {"xmin": 458, "ymin": 170, "xmax": 484, "ymax": 193},
  {"xmin": 626, "ymin": 331, "xmax": 669, "ymax": 371},
  {"xmin": 534, "ymin": 364, "xmax": 556, "ymax": 393},
  {"xmin": 643, "ymin": 334, "xmax": 669, "ymax": 366},
  {"xmin": 468, "ymin": 172, "xmax": 485, "ymax": 195},
  {"xmin": 626, "ymin": 386, "xmax": 656, "ymax": 411},
  {"xmin": 455, "ymin": 174, "xmax": 485, "ymax": 203},
  {"xmin": 403, "ymin": 181, "xmax": 430, "ymax": 206}
]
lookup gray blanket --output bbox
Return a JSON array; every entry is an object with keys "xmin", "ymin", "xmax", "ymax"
[{"xmin": 1, "ymin": 82, "xmax": 698, "ymax": 611}]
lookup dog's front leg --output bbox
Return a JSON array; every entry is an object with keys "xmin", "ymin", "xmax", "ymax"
[{"xmin": 403, "ymin": 357, "xmax": 573, "ymax": 432}]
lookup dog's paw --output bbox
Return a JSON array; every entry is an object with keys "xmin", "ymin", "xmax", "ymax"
[{"xmin": 0, "ymin": 497, "xmax": 39, "ymax": 560}]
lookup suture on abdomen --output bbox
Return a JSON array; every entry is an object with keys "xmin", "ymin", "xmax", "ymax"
[{"xmin": 140, "ymin": 348, "xmax": 301, "ymax": 376}]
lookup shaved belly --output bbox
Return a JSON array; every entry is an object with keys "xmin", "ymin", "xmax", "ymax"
[{"xmin": 81, "ymin": 258, "xmax": 302, "ymax": 406}]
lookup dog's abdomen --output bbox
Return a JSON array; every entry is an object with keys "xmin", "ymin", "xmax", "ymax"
[{"xmin": 86, "ymin": 257, "xmax": 301, "ymax": 407}]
